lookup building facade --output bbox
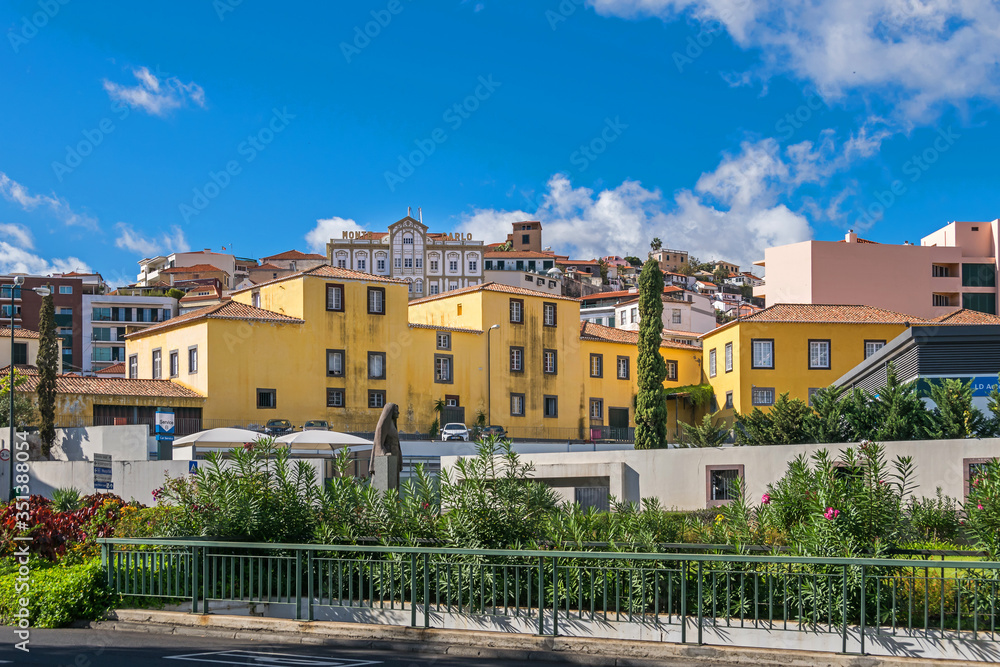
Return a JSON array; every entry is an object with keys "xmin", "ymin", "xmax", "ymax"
[
  {"xmin": 756, "ymin": 224, "xmax": 1000, "ymax": 318},
  {"xmin": 81, "ymin": 294, "xmax": 177, "ymax": 373},
  {"xmin": 137, "ymin": 250, "xmax": 257, "ymax": 289},
  {"xmin": 614, "ymin": 289, "xmax": 716, "ymax": 335},
  {"xmin": 325, "ymin": 216, "xmax": 484, "ymax": 300},
  {"xmin": 651, "ymin": 248, "xmax": 689, "ymax": 273},
  {"xmin": 505, "ymin": 221, "xmax": 543, "ymax": 252},
  {"xmin": 0, "ymin": 275, "xmax": 84, "ymax": 371}
]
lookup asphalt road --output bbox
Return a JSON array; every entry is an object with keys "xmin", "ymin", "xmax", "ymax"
[{"xmin": 0, "ymin": 627, "xmax": 708, "ymax": 667}]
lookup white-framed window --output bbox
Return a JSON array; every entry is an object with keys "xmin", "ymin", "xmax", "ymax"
[
  {"xmin": 394, "ymin": 257, "xmax": 402, "ymax": 269},
  {"xmin": 510, "ymin": 346, "xmax": 523, "ymax": 372},
  {"xmin": 510, "ymin": 393, "xmax": 525, "ymax": 416},
  {"xmin": 725, "ymin": 342, "xmax": 733, "ymax": 372},
  {"xmin": 672, "ymin": 308, "xmax": 681, "ymax": 324},
  {"xmin": 430, "ymin": 260, "xmax": 439, "ymax": 272},
  {"xmin": 590, "ymin": 354, "xmax": 602, "ymax": 377},
  {"xmin": 327, "ymin": 388, "xmax": 345, "ymax": 408},
  {"xmin": 751, "ymin": 387, "xmax": 775, "ymax": 406},
  {"xmin": 630, "ymin": 307, "xmax": 637, "ymax": 324},
  {"xmin": 251, "ymin": 292, "xmax": 261, "ymax": 308},
  {"xmin": 327, "ymin": 349, "xmax": 344, "ymax": 377},
  {"xmin": 617, "ymin": 356, "xmax": 629, "ymax": 380},
  {"xmin": 434, "ymin": 355, "xmax": 452, "ymax": 382},
  {"xmin": 709, "ymin": 349, "xmax": 717, "ymax": 377},
  {"xmin": 436, "ymin": 332, "xmax": 451, "ymax": 349},
  {"xmin": 59, "ymin": 285, "xmax": 73, "ymax": 295},
  {"xmin": 152, "ymin": 350, "xmax": 162, "ymax": 379},
  {"xmin": 666, "ymin": 360, "xmax": 678, "ymax": 381},
  {"xmin": 543, "ymin": 349, "xmax": 557, "ymax": 374},
  {"xmin": 404, "ymin": 258, "xmax": 413, "ymax": 269},
  {"xmin": 257, "ymin": 388, "xmax": 277, "ymax": 409},
  {"xmin": 368, "ymin": 390, "xmax": 386, "ymax": 409},
  {"xmin": 377, "ymin": 258, "xmax": 386, "ymax": 272},
  {"xmin": 543, "ymin": 302, "xmax": 557, "ymax": 327},
  {"xmin": 402, "ymin": 234, "xmax": 413, "ymax": 245},
  {"xmin": 368, "ymin": 352, "xmax": 385, "ymax": 379},
  {"xmin": 169, "ymin": 351, "xmax": 179, "ymax": 377},
  {"xmin": 128, "ymin": 354, "xmax": 138, "ymax": 379},
  {"xmin": 188, "ymin": 346, "xmax": 198, "ymax": 374},
  {"xmin": 429, "ymin": 284, "xmax": 439, "ymax": 295},
  {"xmin": 326, "ymin": 284, "xmax": 343, "ymax": 311},
  {"xmin": 808, "ymin": 340, "xmax": 831, "ymax": 370},
  {"xmin": 590, "ymin": 398, "xmax": 603, "ymax": 420},
  {"xmin": 509, "ymin": 299, "xmax": 523, "ymax": 323},
  {"xmin": 864, "ymin": 340, "xmax": 886, "ymax": 359},
  {"xmin": 543, "ymin": 395, "xmax": 558, "ymax": 418},
  {"xmin": 449, "ymin": 260, "xmax": 458, "ymax": 272},
  {"xmin": 337, "ymin": 259, "xmax": 347, "ymax": 268},
  {"xmin": 415, "ymin": 258, "xmax": 423, "ymax": 269},
  {"xmin": 357, "ymin": 259, "xmax": 367, "ymax": 271},
  {"xmin": 751, "ymin": 339, "xmax": 774, "ymax": 369},
  {"xmin": 468, "ymin": 260, "xmax": 478, "ymax": 273},
  {"xmin": 368, "ymin": 288, "xmax": 385, "ymax": 314}
]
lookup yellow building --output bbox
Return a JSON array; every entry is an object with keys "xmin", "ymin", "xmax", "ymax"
[
  {"xmin": 701, "ymin": 304, "xmax": 916, "ymax": 417},
  {"xmin": 125, "ymin": 266, "xmax": 705, "ymax": 439}
]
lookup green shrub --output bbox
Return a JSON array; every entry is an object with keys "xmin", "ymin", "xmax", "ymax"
[
  {"xmin": 51, "ymin": 488, "xmax": 83, "ymax": 513},
  {"xmin": 906, "ymin": 488, "xmax": 963, "ymax": 543},
  {"xmin": 0, "ymin": 557, "xmax": 111, "ymax": 628},
  {"xmin": 965, "ymin": 458, "xmax": 1000, "ymax": 559}
]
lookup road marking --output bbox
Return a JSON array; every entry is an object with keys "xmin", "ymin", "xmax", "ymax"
[{"xmin": 164, "ymin": 650, "xmax": 382, "ymax": 666}]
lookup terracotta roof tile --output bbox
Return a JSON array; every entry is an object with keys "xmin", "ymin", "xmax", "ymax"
[
  {"xmin": 704, "ymin": 303, "xmax": 924, "ymax": 337},
  {"xmin": 251, "ymin": 263, "xmax": 286, "ymax": 271},
  {"xmin": 929, "ymin": 309, "xmax": 1000, "ymax": 325},
  {"xmin": 1, "ymin": 366, "xmax": 203, "ymax": 398},
  {"xmin": 161, "ymin": 264, "xmax": 228, "ymax": 274},
  {"xmin": 0, "ymin": 327, "xmax": 40, "ymax": 339},
  {"xmin": 408, "ymin": 282, "xmax": 579, "ymax": 305},
  {"xmin": 484, "ymin": 250, "xmax": 556, "ymax": 259},
  {"xmin": 261, "ymin": 250, "xmax": 327, "ymax": 261},
  {"xmin": 579, "ymin": 321, "xmax": 700, "ymax": 350},
  {"xmin": 407, "ymin": 323, "xmax": 483, "ymax": 334},
  {"xmin": 126, "ymin": 301, "xmax": 304, "ymax": 339},
  {"xmin": 232, "ymin": 264, "xmax": 405, "ymax": 294},
  {"xmin": 95, "ymin": 362, "xmax": 126, "ymax": 375}
]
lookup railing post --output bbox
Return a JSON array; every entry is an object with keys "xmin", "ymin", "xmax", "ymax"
[
  {"xmin": 191, "ymin": 546, "xmax": 200, "ymax": 615},
  {"xmin": 551, "ymin": 556, "xmax": 559, "ymax": 637},
  {"xmin": 680, "ymin": 560, "xmax": 688, "ymax": 644},
  {"xmin": 841, "ymin": 564, "xmax": 848, "ymax": 654},
  {"xmin": 410, "ymin": 553, "xmax": 417, "ymax": 628},
  {"xmin": 100, "ymin": 543, "xmax": 109, "ymax": 588},
  {"xmin": 537, "ymin": 556, "xmax": 545, "ymax": 636},
  {"xmin": 859, "ymin": 564, "xmax": 867, "ymax": 656},
  {"xmin": 295, "ymin": 550, "xmax": 303, "ymax": 620},
  {"xmin": 307, "ymin": 550, "xmax": 314, "ymax": 622},
  {"xmin": 423, "ymin": 553, "xmax": 430, "ymax": 628},
  {"xmin": 202, "ymin": 547, "xmax": 209, "ymax": 614},
  {"xmin": 696, "ymin": 560, "xmax": 703, "ymax": 645}
]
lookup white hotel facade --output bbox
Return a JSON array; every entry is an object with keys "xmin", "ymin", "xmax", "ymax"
[{"xmin": 325, "ymin": 215, "xmax": 484, "ymax": 299}]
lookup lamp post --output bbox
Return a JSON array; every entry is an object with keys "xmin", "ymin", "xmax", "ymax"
[
  {"xmin": 486, "ymin": 324, "xmax": 500, "ymax": 426},
  {"xmin": 7, "ymin": 281, "xmax": 49, "ymax": 500}
]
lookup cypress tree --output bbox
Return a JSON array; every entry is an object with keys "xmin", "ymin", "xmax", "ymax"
[
  {"xmin": 37, "ymin": 293, "xmax": 58, "ymax": 458},
  {"xmin": 634, "ymin": 257, "xmax": 667, "ymax": 449}
]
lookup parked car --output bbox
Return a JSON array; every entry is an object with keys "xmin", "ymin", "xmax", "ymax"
[
  {"xmin": 480, "ymin": 425, "xmax": 507, "ymax": 439},
  {"xmin": 303, "ymin": 420, "xmax": 330, "ymax": 431},
  {"xmin": 440, "ymin": 422, "xmax": 470, "ymax": 441},
  {"xmin": 264, "ymin": 419, "xmax": 294, "ymax": 436}
]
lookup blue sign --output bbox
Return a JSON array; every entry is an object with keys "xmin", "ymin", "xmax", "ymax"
[
  {"xmin": 189, "ymin": 461, "xmax": 198, "ymax": 474},
  {"xmin": 969, "ymin": 376, "xmax": 999, "ymax": 397},
  {"xmin": 156, "ymin": 433, "xmax": 175, "ymax": 442},
  {"xmin": 155, "ymin": 409, "xmax": 175, "ymax": 435},
  {"xmin": 94, "ymin": 481, "xmax": 114, "ymax": 490}
]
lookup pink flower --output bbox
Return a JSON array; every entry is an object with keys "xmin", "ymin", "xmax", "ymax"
[
  {"xmin": 824, "ymin": 507, "xmax": 840, "ymax": 520},
  {"xmin": 761, "ymin": 493, "xmax": 771, "ymax": 505},
  {"xmin": 243, "ymin": 442, "xmax": 253, "ymax": 450},
  {"xmin": 978, "ymin": 504, "xmax": 984, "ymax": 510}
]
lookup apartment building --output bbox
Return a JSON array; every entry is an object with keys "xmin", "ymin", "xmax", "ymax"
[
  {"xmin": 505, "ymin": 221, "xmax": 543, "ymax": 252},
  {"xmin": 482, "ymin": 250, "xmax": 561, "ymax": 295},
  {"xmin": 259, "ymin": 250, "xmax": 328, "ymax": 273},
  {"xmin": 756, "ymin": 223, "xmax": 1000, "ymax": 318},
  {"xmin": 0, "ymin": 274, "xmax": 84, "ymax": 371},
  {"xmin": 325, "ymin": 214, "xmax": 484, "ymax": 300},
  {"xmin": 137, "ymin": 250, "xmax": 257, "ymax": 289},
  {"xmin": 81, "ymin": 293, "xmax": 176, "ymax": 373},
  {"xmin": 651, "ymin": 248, "xmax": 689, "ymax": 273},
  {"xmin": 614, "ymin": 288, "xmax": 716, "ymax": 335}
]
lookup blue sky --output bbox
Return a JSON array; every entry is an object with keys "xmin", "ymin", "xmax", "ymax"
[{"xmin": 2, "ymin": 0, "xmax": 1000, "ymax": 285}]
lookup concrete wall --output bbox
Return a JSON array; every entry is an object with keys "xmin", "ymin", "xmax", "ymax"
[
  {"xmin": 443, "ymin": 438, "xmax": 1000, "ymax": 510},
  {"xmin": 0, "ymin": 425, "xmax": 154, "ymax": 462}
]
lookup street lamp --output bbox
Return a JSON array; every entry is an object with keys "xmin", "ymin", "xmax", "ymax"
[
  {"xmin": 7, "ymin": 281, "xmax": 49, "ymax": 500},
  {"xmin": 486, "ymin": 324, "xmax": 500, "ymax": 427}
]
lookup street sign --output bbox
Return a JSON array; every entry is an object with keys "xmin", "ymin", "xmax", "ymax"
[
  {"xmin": 94, "ymin": 453, "xmax": 112, "ymax": 491},
  {"xmin": 156, "ymin": 408, "xmax": 175, "ymax": 461},
  {"xmin": 155, "ymin": 410, "xmax": 175, "ymax": 436},
  {"xmin": 189, "ymin": 461, "xmax": 198, "ymax": 474},
  {"xmin": 0, "ymin": 449, "xmax": 8, "ymax": 462}
]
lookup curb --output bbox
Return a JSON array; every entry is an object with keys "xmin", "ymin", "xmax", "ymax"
[{"xmin": 88, "ymin": 610, "xmax": 986, "ymax": 667}]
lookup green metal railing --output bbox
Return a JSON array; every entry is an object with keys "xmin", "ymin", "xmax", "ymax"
[{"xmin": 100, "ymin": 539, "xmax": 1000, "ymax": 655}]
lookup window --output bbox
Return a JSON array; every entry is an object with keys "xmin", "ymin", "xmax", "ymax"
[
  {"xmin": 963, "ymin": 292, "xmax": 997, "ymax": 314},
  {"xmin": 327, "ymin": 388, "xmax": 345, "ymax": 408},
  {"xmin": 59, "ymin": 285, "xmax": 72, "ymax": 295},
  {"xmin": 449, "ymin": 260, "xmax": 458, "ymax": 272},
  {"xmin": 11, "ymin": 342, "xmax": 26, "ymax": 366},
  {"xmin": 404, "ymin": 258, "xmax": 413, "ymax": 269},
  {"xmin": 672, "ymin": 308, "xmax": 681, "ymax": 324},
  {"xmin": 510, "ymin": 393, "xmax": 525, "ymax": 416},
  {"xmin": 590, "ymin": 353, "xmax": 603, "ymax": 378},
  {"xmin": 129, "ymin": 354, "xmax": 138, "ymax": 379},
  {"xmin": 415, "ymin": 258, "xmax": 422, "ymax": 269},
  {"xmin": 337, "ymin": 259, "xmax": 347, "ymax": 269},
  {"xmin": 326, "ymin": 284, "xmax": 344, "ymax": 312},
  {"xmin": 430, "ymin": 260, "xmax": 439, "ymax": 272},
  {"xmin": 251, "ymin": 292, "xmax": 261, "ymax": 308},
  {"xmin": 525, "ymin": 275, "xmax": 533, "ymax": 282},
  {"xmin": 368, "ymin": 287, "xmax": 385, "ymax": 314},
  {"xmin": 394, "ymin": 257, "xmax": 402, "ymax": 269},
  {"xmin": 589, "ymin": 398, "xmax": 603, "ymax": 420},
  {"xmin": 327, "ymin": 349, "xmax": 345, "ymax": 377},
  {"xmin": 617, "ymin": 356, "xmax": 630, "ymax": 380},
  {"xmin": 808, "ymin": 388, "xmax": 821, "ymax": 406},
  {"xmin": 707, "ymin": 465, "xmax": 744, "ymax": 506},
  {"xmin": 509, "ymin": 346, "xmax": 524, "ymax": 372},
  {"xmin": 152, "ymin": 349, "xmax": 162, "ymax": 379},
  {"xmin": 368, "ymin": 352, "xmax": 386, "ymax": 379},
  {"xmin": 543, "ymin": 395, "xmax": 558, "ymax": 418},
  {"xmin": 543, "ymin": 349, "xmax": 557, "ymax": 374},
  {"xmin": 169, "ymin": 350, "xmax": 179, "ymax": 378},
  {"xmin": 933, "ymin": 294, "xmax": 951, "ymax": 307},
  {"xmin": 864, "ymin": 340, "xmax": 885, "ymax": 359},
  {"xmin": 444, "ymin": 395, "xmax": 459, "ymax": 407},
  {"xmin": 808, "ymin": 339, "xmax": 831, "ymax": 370},
  {"xmin": 509, "ymin": 298, "xmax": 524, "ymax": 323},
  {"xmin": 724, "ymin": 391, "xmax": 733, "ymax": 409},
  {"xmin": 543, "ymin": 302, "xmax": 557, "ymax": 327},
  {"xmin": 962, "ymin": 263, "xmax": 996, "ymax": 287},
  {"xmin": 932, "ymin": 264, "xmax": 950, "ymax": 277},
  {"xmin": 666, "ymin": 360, "xmax": 678, "ymax": 381},
  {"xmin": 751, "ymin": 387, "xmax": 775, "ymax": 406},
  {"xmin": 377, "ymin": 259, "xmax": 386, "ymax": 272},
  {"xmin": 188, "ymin": 346, "xmax": 198, "ymax": 374},
  {"xmin": 751, "ymin": 339, "xmax": 774, "ymax": 369},
  {"xmin": 436, "ymin": 332, "xmax": 451, "ymax": 350},
  {"xmin": 368, "ymin": 390, "xmax": 386, "ymax": 409},
  {"xmin": 630, "ymin": 307, "xmax": 638, "ymax": 324},
  {"xmin": 709, "ymin": 349, "xmax": 717, "ymax": 377},
  {"xmin": 429, "ymin": 284, "xmax": 439, "ymax": 295},
  {"xmin": 725, "ymin": 342, "xmax": 733, "ymax": 372},
  {"xmin": 468, "ymin": 260, "xmax": 478, "ymax": 273},
  {"xmin": 59, "ymin": 307, "xmax": 73, "ymax": 316},
  {"xmin": 257, "ymin": 388, "xmax": 276, "ymax": 409},
  {"xmin": 357, "ymin": 258, "xmax": 367, "ymax": 271},
  {"xmin": 965, "ymin": 458, "xmax": 995, "ymax": 497},
  {"xmin": 402, "ymin": 234, "xmax": 413, "ymax": 245},
  {"xmin": 92, "ymin": 307, "xmax": 111, "ymax": 322},
  {"xmin": 93, "ymin": 327, "xmax": 112, "ymax": 342},
  {"xmin": 521, "ymin": 234, "xmax": 530, "ymax": 244},
  {"xmin": 434, "ymin": 354, "xmax": 453, "ymax": 383}
]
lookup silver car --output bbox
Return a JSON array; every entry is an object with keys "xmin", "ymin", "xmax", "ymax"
[{"xmin": 440, "ymin": 422, "xmax": 470, "ymax": 441}]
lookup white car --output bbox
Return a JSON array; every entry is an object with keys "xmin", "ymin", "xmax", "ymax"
[{"xmin": 441, "ymin": 422, "xmax": 470, "ymax": 441}]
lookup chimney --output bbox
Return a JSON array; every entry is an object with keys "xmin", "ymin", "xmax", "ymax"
[
  {"xmin": 407, "ymin": 206, "xmax": 412, "ymax": 218},
  {"xmin": 418, "ymin": 207, "xmax": 422, "ymax": 223},
  {"xmin": 845, "ymin": 230, "xmax": 857, "ymax": 243}
]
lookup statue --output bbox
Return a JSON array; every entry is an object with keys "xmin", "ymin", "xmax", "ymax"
[{"xmin": 369, "ymin": 402, "xmax": 402, "ymax": 490}]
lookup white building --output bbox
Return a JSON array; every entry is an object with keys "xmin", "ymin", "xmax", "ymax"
[
  {"xmin": 615, "ymin": 289, "xmax": 716, "ymax": 335},
  {"xmin": 81, "ymin": 294, "xmax": 177, "ymax": 373},
  {"xmin": 136, "ymin": 250, "xmax": 257, "ymax": 289},
  {"xmin": 325, "ymin": 215, "xmax": 484, "ymax": 300}
]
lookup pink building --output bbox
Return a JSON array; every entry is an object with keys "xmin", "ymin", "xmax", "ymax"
[{"xmin": 755, "ymin": 221, "xmax": 999, "ymax": 318}]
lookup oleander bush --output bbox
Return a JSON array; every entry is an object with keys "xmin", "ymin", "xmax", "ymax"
[{"xmin": 0, "ymin": 556, "xmax": 111, "ymax": 628}]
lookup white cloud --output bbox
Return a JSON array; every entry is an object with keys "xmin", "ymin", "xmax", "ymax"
[
  {"xmin": 0, "ymin": 172, "xmax": 98, "ymax": 229},
  {"xmin": 0, "ymin": 225, "xmax": 91, "ymax": 276},
  {"xmin": 102, "ymin": 66, "xmax": 207, "ymax": 117},
  {"xmin": 113, "ymin": 223, "xmax": 190, "ymax": 257},
  {"xmin": 589, "ymin": 0, "xmax": 1000, "ymax": 121},
  {"xmin": 305, "ymin": 216, "xmax": 367, "ymax": 253}
]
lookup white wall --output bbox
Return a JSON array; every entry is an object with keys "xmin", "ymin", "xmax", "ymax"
[{"xmin": 443, "ymin": 438, "xmax": 1000, "ymax": 511}]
